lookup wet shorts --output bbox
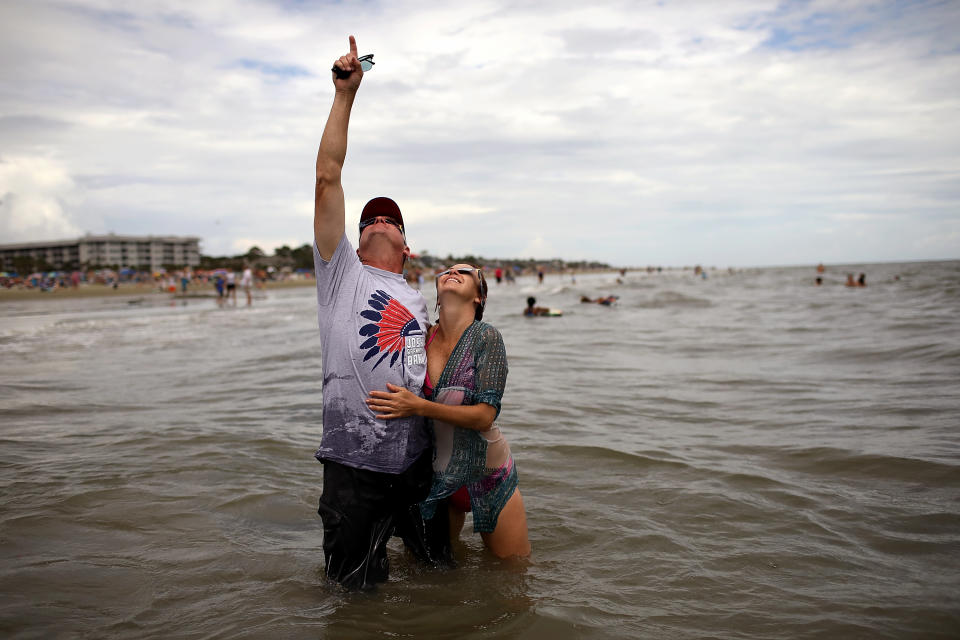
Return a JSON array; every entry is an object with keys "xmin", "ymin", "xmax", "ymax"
[{"xmin": 316, "ymin": 449, "xmax": 449, "ymax": 590}]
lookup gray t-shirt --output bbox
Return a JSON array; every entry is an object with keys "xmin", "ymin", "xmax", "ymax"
[{"xmin": 313, "ymin": 234, "xmax": 430, "ymax": 473}]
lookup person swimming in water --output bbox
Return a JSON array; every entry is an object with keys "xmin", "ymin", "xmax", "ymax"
[
  {"xmin": 580, "ymin": 295, "xmax": 619, "ymax": 305},
  {"xmin": 524, "ymin": 296, "xmax": 551, "ymax": 316}
]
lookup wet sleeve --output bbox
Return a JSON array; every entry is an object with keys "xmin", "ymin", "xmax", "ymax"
[
  {"xmin": 313, "ymin": 234, "xmax": 360, "ymax": 308},
  {"xmin": 472, "ymin": 324, "xmax": 508, "ymax": 419}
]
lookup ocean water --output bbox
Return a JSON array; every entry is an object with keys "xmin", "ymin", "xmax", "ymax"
[{"xmin": 1, "ymin": 261, "xmax": 959, "ymax": 639}]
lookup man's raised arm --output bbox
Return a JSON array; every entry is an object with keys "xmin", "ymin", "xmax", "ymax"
[{"xmin": 314, "ymin": 35, "xmax": 364, "ymax": 260}]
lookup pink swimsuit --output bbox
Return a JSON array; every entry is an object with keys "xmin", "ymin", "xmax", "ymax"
[{"xmin": 423, "ymin": 329, "xmax": 437, "ymax": 397}]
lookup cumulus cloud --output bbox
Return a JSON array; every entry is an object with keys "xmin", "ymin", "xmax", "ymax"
[
  {"xmin": 0, "ymin": 0, "xmax": 957, "ymax": 265},
  {"xmin": 519, "ymin": 235, "xmax": 559, "ymax": 261},
  {"xmin": 0, "ymin": 156, "xmax": 84, "ymax": 241}
]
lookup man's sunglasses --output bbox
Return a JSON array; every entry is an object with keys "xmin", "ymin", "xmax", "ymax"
[{"xmin": 359, "ymin": 215, "xmax": 403, "ymax": 235}]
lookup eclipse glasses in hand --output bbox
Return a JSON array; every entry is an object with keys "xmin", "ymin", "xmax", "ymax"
[{"xmin": 332, "ymin": 54, "xmax": 375, "ymax": 79}]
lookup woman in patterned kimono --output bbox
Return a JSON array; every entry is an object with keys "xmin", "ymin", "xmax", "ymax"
[{"xmin": 366, "ymin": 264, "xmax": 530, "ymax": 559}]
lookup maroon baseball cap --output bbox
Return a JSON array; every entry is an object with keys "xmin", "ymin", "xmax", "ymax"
[{"xmin": 359, "ymin": 197, "xmax": 404, "ymax": 236}]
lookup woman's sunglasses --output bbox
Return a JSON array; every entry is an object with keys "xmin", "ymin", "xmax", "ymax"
[{"xmin": 437, "ymin": 267, "xmax": 481, "ymax": 278}]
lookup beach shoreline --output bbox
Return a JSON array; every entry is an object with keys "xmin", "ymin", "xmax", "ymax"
[{"xmin": 0, "ymin": 278, "xmax": 315, "ymax": 302}]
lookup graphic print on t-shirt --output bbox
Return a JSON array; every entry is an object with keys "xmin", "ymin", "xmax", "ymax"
[{"xmin": 359, "ymin": 290, "xmax": 425, "ymax": 372}]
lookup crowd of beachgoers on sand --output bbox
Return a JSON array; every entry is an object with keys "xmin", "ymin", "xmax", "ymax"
[
  {"xmin": 0, "ymin": 249, "xmax": 615, "ymax": 297},
  {"xmin": 0, "ymin": 266, "xmax": 314, "ymax": 294}
]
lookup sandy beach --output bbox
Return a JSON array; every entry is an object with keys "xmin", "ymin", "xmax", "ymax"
[{"xmin": 0, "ymin": 278, "xmax": 315, "ymax": 302}]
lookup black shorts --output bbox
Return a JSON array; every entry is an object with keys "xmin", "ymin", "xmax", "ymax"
[{"xmin": 317, "ymin": 449, "xmax": 452, "ymax": 590}]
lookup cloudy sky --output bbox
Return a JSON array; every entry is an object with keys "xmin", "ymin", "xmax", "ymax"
[{"xmin": 1, "ymin": 0, "xmax": 957, "ymax": 267}]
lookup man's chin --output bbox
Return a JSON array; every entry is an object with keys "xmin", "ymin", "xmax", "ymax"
[
  {"xmin": 359, "ymin": 242, "xmax": 405, "ymax": 271},
  {"xmin": 361, "ymin": 235, "xmax": 403, "ymax": 254}
]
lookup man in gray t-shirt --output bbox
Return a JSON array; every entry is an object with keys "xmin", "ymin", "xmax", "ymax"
[
  {"xmin": 313, "ymin": 232, "xmax": 429, "ymax": 472},
  {"xmin": 313, "ymin": 35, "xmax": 437, "ymax": 590}
]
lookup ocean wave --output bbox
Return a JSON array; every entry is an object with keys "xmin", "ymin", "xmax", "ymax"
[
  {"xmin": 634, "ymin": 291, "xmax": 712, "ymax": 309},
  {"xmin": 821, "ymin": 342, "xmax": 960, "ymax": 366},
  {"xmin": 775, "ymin": 446, "xmax": 960, "ymax": 486},
  {"xmin": 546, "ymin": 444, "xmax": 692, "ymax": 472}
]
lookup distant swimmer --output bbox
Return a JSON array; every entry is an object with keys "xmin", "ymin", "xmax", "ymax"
[
  {"xmin": 215, "ymin": 274, "xmax": 225, "ymax": 303},
  {"xmin": 580, "ymin": 295, "xmax": 619, "ymax": 306},
  {"xmin": 241, "ymin": 265, "xmax": 253, "ymax": 306},
  {"xmin": 857, "ymin": 273, "xmax": 866, "ymax": 287},
  {"xmin": 845, "ymin": 274, "xmax": 857, "ymax": 287},
  {"xmin": 226, "ymin": 270, "xmax": 238, "ymax": 304},
  {"xmin": 524, "ymin": 296, "xmax": 560, "ymax": 316},
  {"xmin": 815, "ymin": 277, "xmax": 823, "ymax": 286},
  {"xmin": 817, "ymin": 263, "xmax": 825, "ymax": 274}
]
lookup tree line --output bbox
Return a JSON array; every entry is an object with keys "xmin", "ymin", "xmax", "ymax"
[{"xmin": 200, "ymin": 245, "xmax": 612, "ymax": 274}]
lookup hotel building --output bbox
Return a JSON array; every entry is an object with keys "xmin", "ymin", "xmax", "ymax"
[{"xmin": 0, "ymin": 234, "xmax": 201, "ymax": 272}]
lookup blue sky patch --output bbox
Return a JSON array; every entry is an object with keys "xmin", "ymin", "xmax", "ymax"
[{"xmin": 235, "ymin": 59, "xmax": 311, "ymax": 78}]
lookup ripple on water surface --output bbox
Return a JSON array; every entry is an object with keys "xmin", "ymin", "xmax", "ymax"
[{"xmin": 2, "ymin": 265, "xmax": 960, "ymax": 638}]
